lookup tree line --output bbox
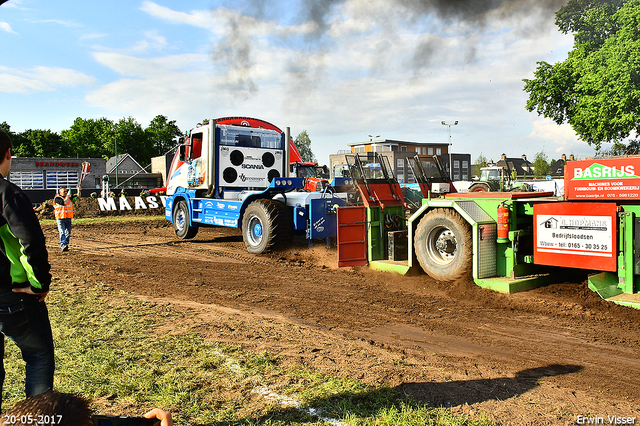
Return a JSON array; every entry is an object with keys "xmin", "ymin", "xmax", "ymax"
[
  {"xmin": 473, "ymin": 152, "xmax": 561, "ymax": 179},
  {"xmin": 0, "ymin": 115, "xmax": 183, "ymax": 167},
  {"xmin": 1, "ymin": 117, "xmax": 317, "ymax": 167}
]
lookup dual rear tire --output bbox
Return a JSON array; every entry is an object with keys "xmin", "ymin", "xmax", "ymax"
[
  {"xmin": 173, "ymin": 198, "xmax": 293, "ymax": 255},
  {"xmin": 241, "ymin": 199, "xmax": 293, "ymax": 254}
]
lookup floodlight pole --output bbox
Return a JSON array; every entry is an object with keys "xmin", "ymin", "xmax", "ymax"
[{"xmin": 441, "ymin": 120, "xmax": 458, "ymax": 180}]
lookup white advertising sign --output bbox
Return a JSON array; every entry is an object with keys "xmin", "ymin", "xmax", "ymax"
[{"xmin": 536, "ymin": 214, "xmax": 613, "ymax": 257}]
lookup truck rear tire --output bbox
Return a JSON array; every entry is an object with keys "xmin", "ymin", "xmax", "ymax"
[
  {"xmin": 173, "ymin": 200, "xmax": 198, "ymax": 239},
  {"xmin": 469, "ymin": 183, "xmax": 490, "ymax": 192},
  {"xmin": 242, "ymin": 199, "xmax": 293, "ymax": 254},
  {"xmin": 414, "ymin": 208, "xmax": 472, "ymax": 282}
]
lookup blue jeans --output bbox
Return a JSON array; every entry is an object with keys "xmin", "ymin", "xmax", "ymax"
[
  {"xmin": 56, "ymin": 218, "xmax": 71, "ymax": 248},
  {"xmin": 0, "ymin": 291, "xmax": 55, "ymax": 409}
]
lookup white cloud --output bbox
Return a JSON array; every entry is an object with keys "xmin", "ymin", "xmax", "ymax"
[
  {"xmin": 0, "ymin": 22, "xmax": 17, "ymax": 34},
  {"xmin": 529, "ymin": 118, "xmax": 592, "ymax": 157},
  {"xmin": 28, "ymin": 18, "xmax": 81, "ymax": 28},
  {"xmin": 91, "ymin": 52, "xmax": 208, "ymax": 77},
  {"xmin": 0, "ymin": 66, "xmax": 95, "ymax": 94},
  {"xmin": 78, "ymin": 2, "xmax": 580, "ymax": 163},
  {"xmin": 139, "ymin": 1, "xmax": 213, "ymax": 29}
]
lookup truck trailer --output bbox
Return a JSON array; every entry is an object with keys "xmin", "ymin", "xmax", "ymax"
[{"xmin": 337, "ymin": 154, "xmax": 640, "ymax": 309}]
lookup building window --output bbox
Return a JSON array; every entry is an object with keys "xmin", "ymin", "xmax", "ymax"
[
  {"xmin": 400, "ymin": 146, "xmax": 407, "ymax": 152},
  {"xmin": 46, "ymin": 171, "xmax": 78, "ymax": 189},
  {"xmin": 9, "ymin": 171, "xmax": 44, "ymax": 189},
  {"xmin": 436, "ymin": 148, "xmax": 441, "ymax": 155},
  {"xmin": 462, "ymin": 160, "xmax": 469, "ymax": 169},
  {"xmin": 422, "ymin": 147, "xmax": 426, "ymax": 155},
  {"xmin": 396, "ymin": 159, "xmax": 404, "ymax": 183},
  {"xmin": 453, "ymin": 160, "xmax": 460, "ymax": 169},
  {"xmin": 428, "ymin": 148, "xmax": 433, "ymax": 155}
]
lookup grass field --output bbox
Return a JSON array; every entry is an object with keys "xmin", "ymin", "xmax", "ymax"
[{"xmin": 1, "ymin": 259, "xmax": 494, "ymax": 425}]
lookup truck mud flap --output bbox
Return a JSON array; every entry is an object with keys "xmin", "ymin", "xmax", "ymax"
[{"xmin": 337, "ymin": 206, "xmax": 367, "ymax": 267}]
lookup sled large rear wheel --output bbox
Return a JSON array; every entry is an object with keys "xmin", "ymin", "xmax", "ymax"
[{"xmin": 414, "ymin": 208, "xmax": 472, "ymax": 281}]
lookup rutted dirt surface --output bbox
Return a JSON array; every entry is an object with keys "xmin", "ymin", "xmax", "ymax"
[{"xmin": 42, "ymin": 218, "xmax": 640, "ymax": 425}]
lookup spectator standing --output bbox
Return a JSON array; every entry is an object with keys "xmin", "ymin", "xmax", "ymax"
[
  {"xmin": 53, "ymin": 185, "xmax": 80, "ymax": 252},
  {"xmin": 0, "ymin": 130, "xmax": 55, "ymax": 409}
]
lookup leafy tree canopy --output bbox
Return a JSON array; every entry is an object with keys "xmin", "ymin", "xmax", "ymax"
[
  {"xmin": 532, "ymin": 151, "xmax": 551, "ymax": 178},
  {"xmin": 13, "ymin": 129, "xmax": 64, "ymax": 157},
  {"xmin": 146, "ymin": 115, "xmax": 183, "ymax": 157},
  {"xmin": 523, "ymin": 0, "xmax": 640, "ymax": 151},
  {"xmin": 294, "ymin": 130, "xmax": 316, "ymax": 163},
  {"xmin": 474, "ymin": 153, "xmax": 488, "ymax": 166}
]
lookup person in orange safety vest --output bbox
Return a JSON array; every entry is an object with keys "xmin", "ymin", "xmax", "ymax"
[{"xmin": 53, "ymin": 186, "xmax": 80, "ymax": 252}]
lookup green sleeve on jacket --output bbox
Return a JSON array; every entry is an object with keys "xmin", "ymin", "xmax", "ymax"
[{"xmin": 0, "ymin": 223, "xmax": 43, "ymax": 289}]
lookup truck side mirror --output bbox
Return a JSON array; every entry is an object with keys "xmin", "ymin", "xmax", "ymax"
[{"xmin": 179, "ymin": 144, "xmax": 187, "ymax": 162}]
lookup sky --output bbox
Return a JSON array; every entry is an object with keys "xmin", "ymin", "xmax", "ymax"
[{"xmin": 0, "ymin": 0, "xmax": 599, "ymax": 165}]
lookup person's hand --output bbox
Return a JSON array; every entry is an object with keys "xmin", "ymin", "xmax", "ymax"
[
  {"xmin": 12, "ymin": 286, "xmax": 48, "ymax": 302},
  {"xmin": 144, "ymin": 409, "xmax": 173, "ymax": 426}
]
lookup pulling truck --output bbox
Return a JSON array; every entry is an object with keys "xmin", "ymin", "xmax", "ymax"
[
  {"xmin": 166, "ymin": 119, "xmax": 352, "ymax": 254},
  {"xmin": 336, "ymin": 154, "xmax": 640, "ymax": 309}
]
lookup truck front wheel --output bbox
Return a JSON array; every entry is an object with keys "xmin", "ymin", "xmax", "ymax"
[
  {"xmin": 414, "ymin": 208, "xmax": 472, "ymax": 282},
  {"xmin": 242, "ymin": 199, "xmax": 293, "ymax": 254},
  {"xmin": 173, "ymin": 200, "xmax": 198, "ymax": 239}
]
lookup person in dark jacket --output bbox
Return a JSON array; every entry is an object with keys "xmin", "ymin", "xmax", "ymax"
[{"xmin": 0, "ymin": 130, "xmax": 54, "ymax": 409}]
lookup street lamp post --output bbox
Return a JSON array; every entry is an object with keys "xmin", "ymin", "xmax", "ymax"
[
  {"xmin": 368, "ymin": 135, "xmax": 381, "ymax": 157},
  {"xmin": 114, "ymin": 128, "xmax": 118, "ymax": 188},
  {"xmin": 441, "ymin": 120, "xmax": 458, "ymax": 180}
]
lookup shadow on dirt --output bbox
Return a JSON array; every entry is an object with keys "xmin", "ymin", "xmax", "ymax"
[
  {"xmin": 205, "ymin": 364, "xmax": 583, "ymax": 425},
  {"xmin": 396, "ymin": 364, "xmax": 583, "ymax": 407}
]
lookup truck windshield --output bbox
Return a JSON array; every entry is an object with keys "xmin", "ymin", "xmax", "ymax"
[{"xmin": 219, "ymin": 125, "xmax": 282, "ymax": 149}]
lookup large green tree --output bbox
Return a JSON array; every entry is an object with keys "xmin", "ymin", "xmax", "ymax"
[
  {"xmin": 112, "ymin": 117, "xmax": 149, "ymax": 165},
  {"xmin": 60, "ymin": 117, "xmax": 115, "ymax": 159},
  {"xmin": 471, "ymin": 153, "xmax": 488, "ymax": 177},
  {"xmin": 145, "ymin": 115, "xmax": 183, "ymax": 157},
  {"xmin": 532, "ymin": 151, "xmax": 551, "ymax": 178},
  {"xmin": 523, "ymin": 0, "xmax": 640, "ymax": 151},
  {"xmin": 294, "ymin": 130, "xmax": 316, "ymax": 163},
  {"xmin": 12, "ymin": 129, "xmax": 64, "ymax": 157}
]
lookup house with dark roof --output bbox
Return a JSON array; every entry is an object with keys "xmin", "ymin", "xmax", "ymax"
[
  {"xmin": 493, "ymin": 154, "xmax": 534, "ymax": 178},
  {"xmin": 549, "ymin": 154, "xmax": 574, "ymax": 177},
  {"xmin": 106, "ymin": 153, "xmax": 163, "ymax": 189}
]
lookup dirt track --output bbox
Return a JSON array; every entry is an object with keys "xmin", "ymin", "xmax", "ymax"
[{"xmin": 42, "ymin": 218, "xmax": 640, "ymax": 425}]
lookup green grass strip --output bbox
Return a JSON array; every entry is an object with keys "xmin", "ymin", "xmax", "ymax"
[{"xmin": 1, "ymin": 279, "xmax": 494, "ymax": 426}]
